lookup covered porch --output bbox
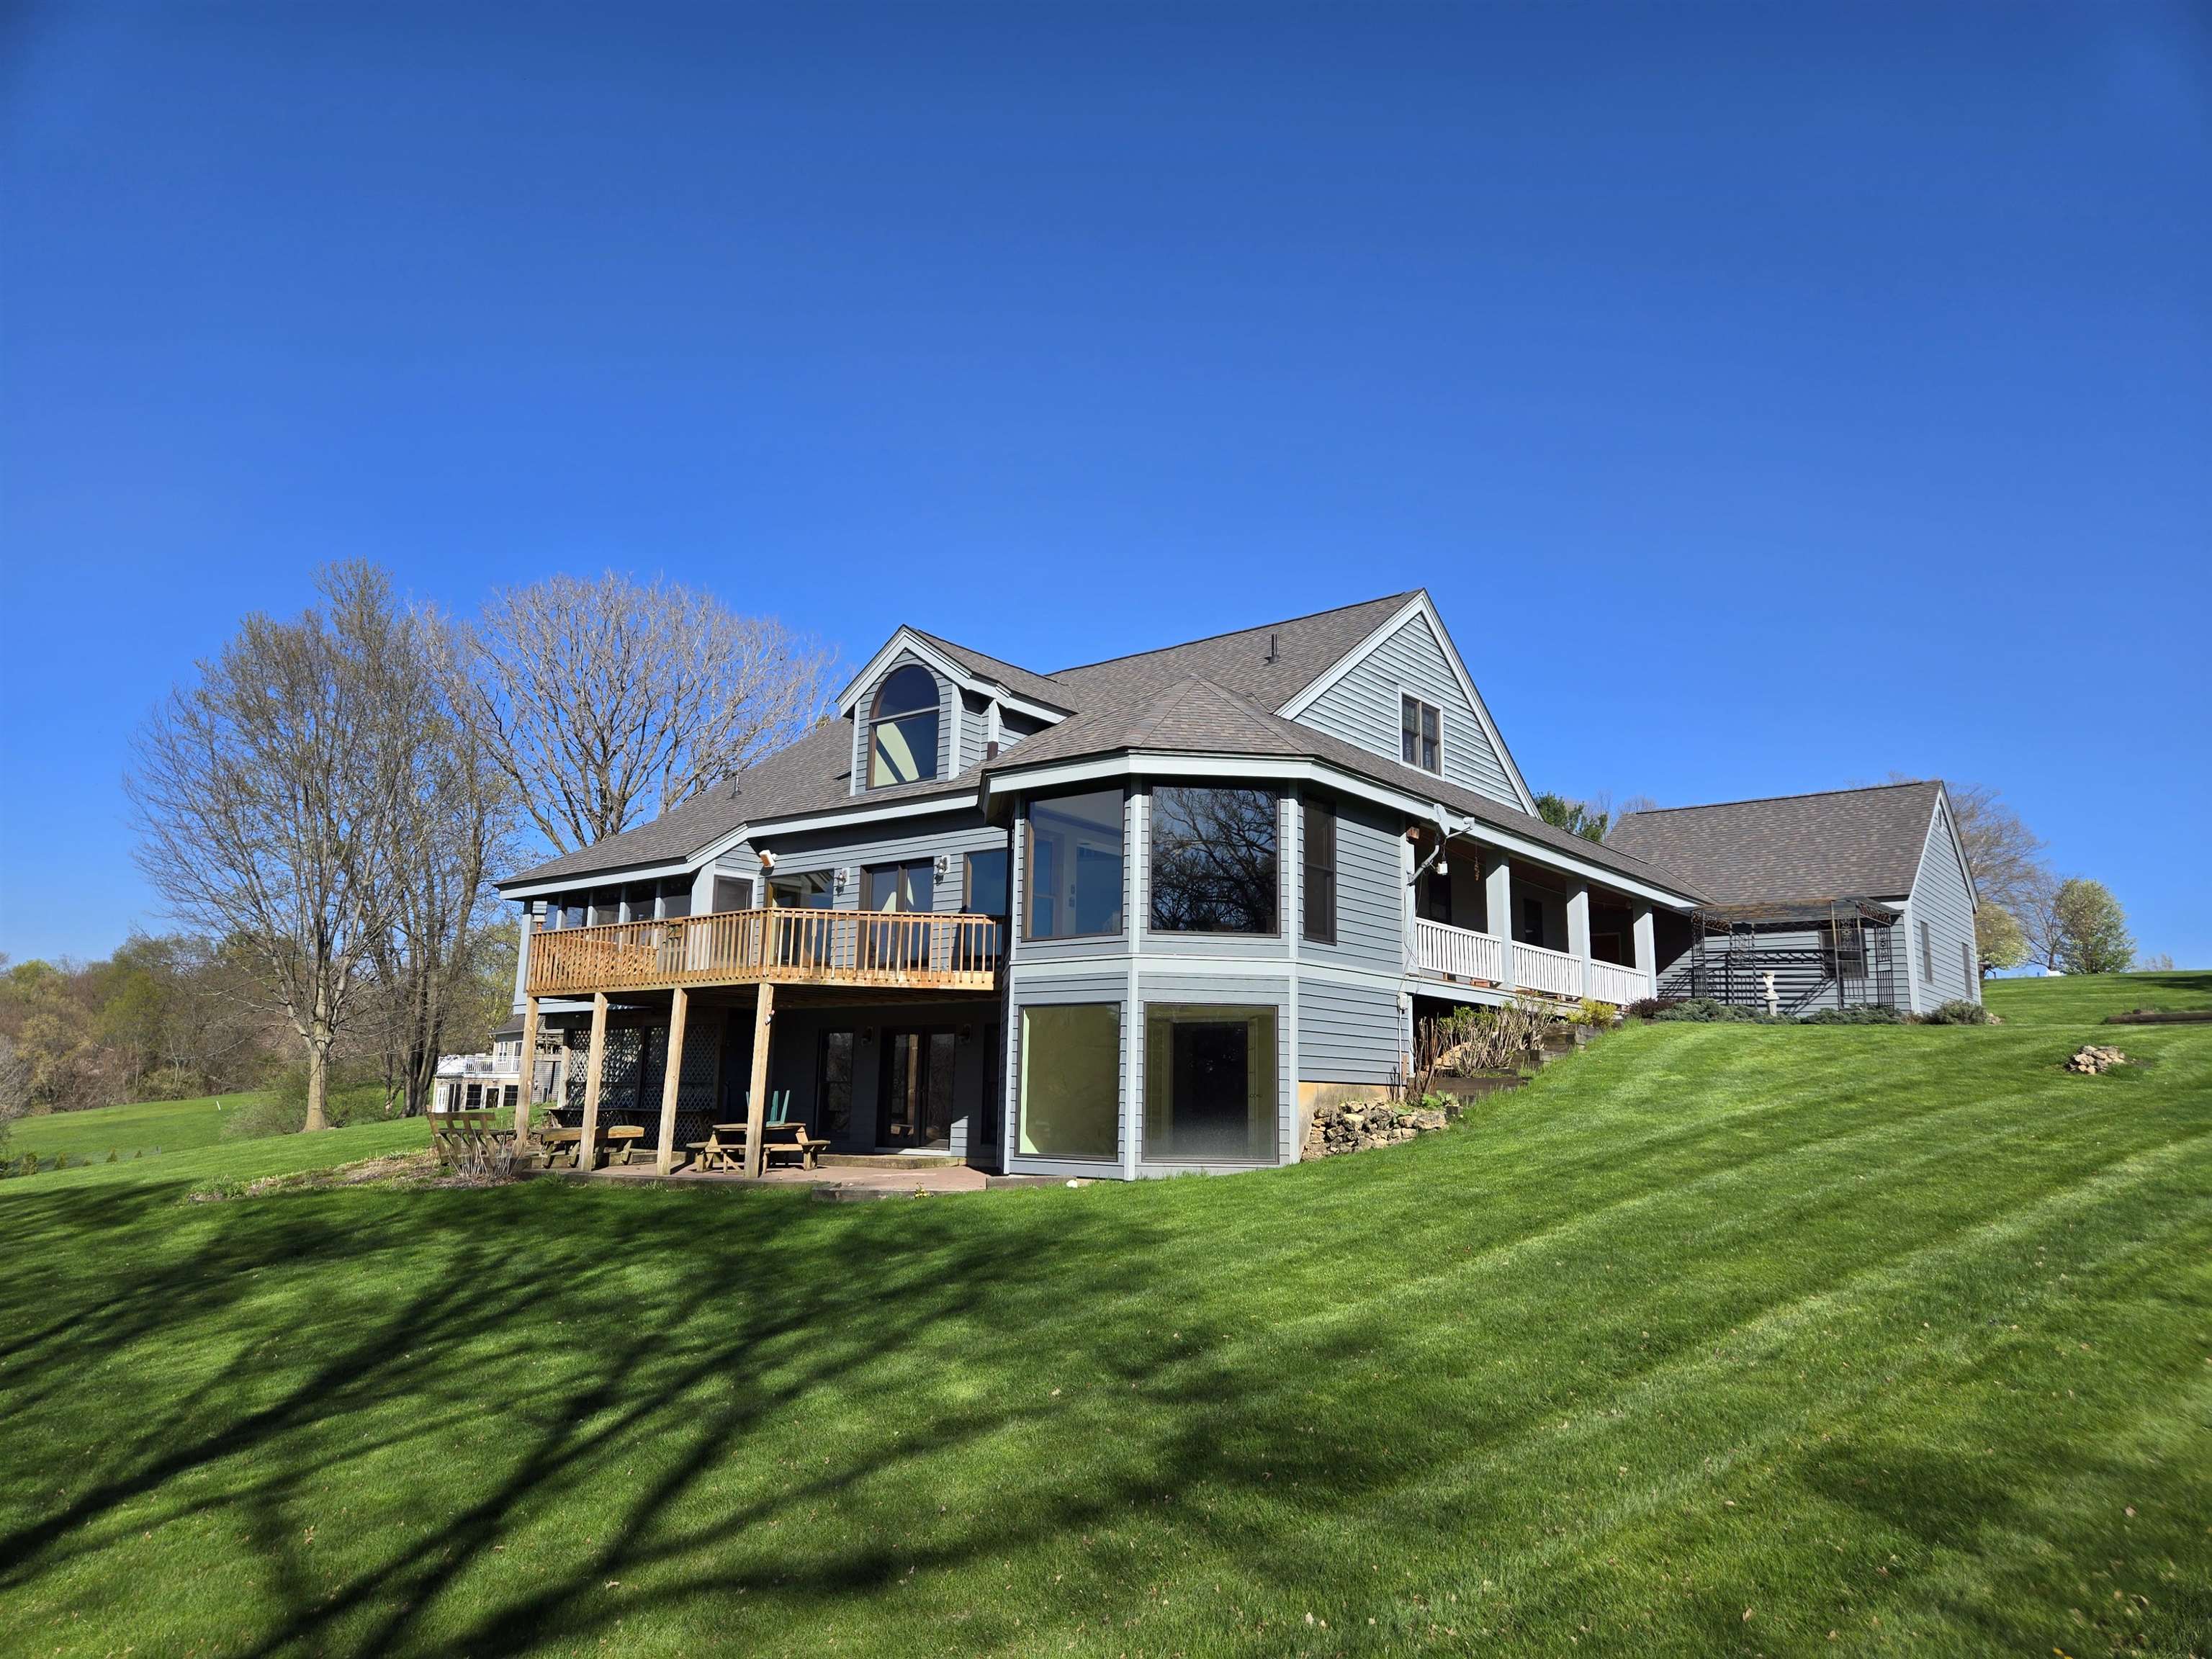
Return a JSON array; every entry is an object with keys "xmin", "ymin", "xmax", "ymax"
[{"xmin": 1402, "ymin": 830, "xmax": 1660, "ymax": 1007}]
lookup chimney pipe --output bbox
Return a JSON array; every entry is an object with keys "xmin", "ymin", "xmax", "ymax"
[{"xmin": 1264, "ymin": 631, "xmax": 1279, "ymax": 664}]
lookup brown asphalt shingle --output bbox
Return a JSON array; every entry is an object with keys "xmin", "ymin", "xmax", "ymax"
[{"xmin": 1608, "ymin": 781, "xmax": 1948, "ymax": 907}]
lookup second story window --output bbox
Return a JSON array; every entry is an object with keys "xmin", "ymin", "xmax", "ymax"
[
  {"xmin": 1026, "ymin": 788, "xmax": 1124, "ymax": 940},
  {"xmin": 1401, "ymin": 694, "xmax": 1441, "ymax": 774},
  {"xmin": 1151, "ymin": 786, "xmax": 1279, "ymax": 935},
  {"xmin": 869, "ymin": 665, "xmax": 941, "ymax": 788}
]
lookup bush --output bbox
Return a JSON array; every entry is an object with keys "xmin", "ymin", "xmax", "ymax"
[
  {"xmin": 1622, "ymin": 997, "xmax": 1683, "ymax": 1021},
  {"xmin": 1649, "ymin": 997, "xmax": 1754, "ymax": 1023},
  {"xmin": 1564, "ymin": 997, "xmax": 1619, "ymax": 1029},
  {"xmin": 1802, "ymin": 1004, "xmax": 1907, "ymax": 1025},
  {"xmin": 1917, "ymin": 999, "xmax": 1995, "ymax": 1025},
  {"xmin": 225, "ymin": 1061, "xmax": 387, "ymax": 1139},
  {"xmin": 135, "ymin": 1066, "xmax": 202, "ymax": 1102}
]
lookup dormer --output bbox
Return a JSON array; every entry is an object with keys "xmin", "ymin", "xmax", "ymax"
[{"xmin": 835, "ymin": 626, "xmax": 1069, "ymax": 796}]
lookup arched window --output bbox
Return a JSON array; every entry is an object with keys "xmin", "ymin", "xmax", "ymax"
[{"xmin": 868, "ymin": 665, "xmax": 940, "ymax": 787}]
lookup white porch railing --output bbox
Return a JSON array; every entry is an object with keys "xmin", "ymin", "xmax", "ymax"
[
  {"xmin": 1586, "ymin": 958, "xmax": 1648, "ymax": 1007},
  {"xmin": 1512, "ymin": 940, "xmax": 1583, "ymax": 1001},
  {"xmin": 1409, "ymin": 917, "xmax": 1507, "ymax": 984}
]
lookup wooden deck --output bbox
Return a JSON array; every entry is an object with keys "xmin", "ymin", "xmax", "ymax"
[{"xmin": 526, "ymin": 907, "xmax": 1002, "ymax": 997}]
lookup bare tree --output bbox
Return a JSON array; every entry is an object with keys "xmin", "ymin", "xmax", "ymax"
[
  {"xmin": 456, "ymin": 572, "xmax": 833, "ymax": 853},
  {"xmin": 1946, "ymin": 782, "xmax": 2049, "ymax": 925},
  {"xmin": 359, "ymin": 612, "xmax": 520, "ymax": 1115},
  {"xmin": 130, "ymin": 566, "xmax": 410, "ymax": 1130},
  {"xmin": 2018, "ymin": 866, "xmax": 2067, "ymax": 972}
]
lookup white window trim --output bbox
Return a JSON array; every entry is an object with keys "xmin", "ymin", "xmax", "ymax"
[{"xmin": 1398, "ymin": 685, "xmax": 1444, "ymax": 778}]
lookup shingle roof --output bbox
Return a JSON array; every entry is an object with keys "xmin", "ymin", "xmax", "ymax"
[
  {"xmin": 1607, "ymin": 782, "xmax": 1948, "ymax": 907},
  {"xmin": 499, "ymin": 589, "xmax": 1643, "ymax": 893},
  {"xmin": 981, "ymin": 674, "xmax": 1693, "ymax": 894}
]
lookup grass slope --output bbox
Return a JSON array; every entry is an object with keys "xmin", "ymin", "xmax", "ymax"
[
  {"xmin": 6, "ymin": 1092, "xmax": 251, "ymax": 1166},
  {"xmin": 1, "ymin": 981, "xmax": 2206, "ymax": 1658},
  {"xmin": 1985, "ymin": 968, "xmax": 2212, "ymax": 1026}
]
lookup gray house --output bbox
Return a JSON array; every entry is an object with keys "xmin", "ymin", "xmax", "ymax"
[
  {"xmin": 1608, "ymin": 781, "xmax": 1980, "ymax": 1017},
  {"xmin": 495, "ymin": 590, "xmax": 1699, "ymax": 1180}
]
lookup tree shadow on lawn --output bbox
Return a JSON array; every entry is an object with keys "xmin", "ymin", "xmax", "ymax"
[{"xmin": 0, "ymin": 1175, "xmax": 1463, "ymax": 1657}]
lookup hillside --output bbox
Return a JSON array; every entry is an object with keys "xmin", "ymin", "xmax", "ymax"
[{"xmin": 1, "ymin": 976, "xmax": 2206, "ymax": 1657}]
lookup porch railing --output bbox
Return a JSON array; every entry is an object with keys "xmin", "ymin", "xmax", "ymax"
[
  {"xmin": 527, "ymin": 908, "xmax": 1003, "ymax": 997},
  {"xmin": 1585, "ymin": 958, "xmax": 1649, "ymax": 1007},
  {"xmin": 1511, "ymin": 940, "xmax": 1583, "ymax": 1001},
  {"xmin": 1409, "ymin": 917, "xmax": 1507, "ymax": 984}
]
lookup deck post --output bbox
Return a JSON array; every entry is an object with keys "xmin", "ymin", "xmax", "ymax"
[
  {"xmin": 578, "ymin": 991, "xmax": 609, "ymax": 1172},
  {"xmin": 1566, "ymin": 883, "xmax": 1591, "ymax": 999},
  {"xmin": 515, "ymin": 994, "xmax": 540, "ymax": 1143},
  {"xmin": 656, "ymin": 986, "xmax": 689, "ymax": 1176},
  {"xmin": 742, "ymin": 981, "xmax": 775, "ymax": 1178},
  {"xmin": 1632, "ymin": 904, "xmax": 1656, "ymax": 999},
  {"xmin": 1483, "ymin": 851, "xmax": 1516, "ymax": 992}
]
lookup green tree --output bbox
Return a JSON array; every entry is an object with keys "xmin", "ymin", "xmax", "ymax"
[
  {"xmin": 2053, "ymin": 878, "xmax": 2134, "ymax": 976},
  {"xmin": 1534, "ymin": 792, "xmax": 1609, "ymax": 843},
  {"xmin": 1976, "ymin": 905, "xmax": 2028, "ymax": 976}
]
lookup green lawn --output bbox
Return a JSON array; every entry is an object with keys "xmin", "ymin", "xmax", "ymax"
[
  {"xmin": 6, "ymin": 1092, "xmax": 251, "ymax": 1166},
  {"xmin": 2, "ymin": 981, "xmax": 2206, "ymax": 1658},
  {"xmin": 1986, "ymin": 968, "xmax": 2212, "ymax": 1026}
]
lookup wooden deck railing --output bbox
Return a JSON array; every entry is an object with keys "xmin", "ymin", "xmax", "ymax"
[{"xmin": 526, "ymin": 908, "xmax": 1003, "ymax": 997}]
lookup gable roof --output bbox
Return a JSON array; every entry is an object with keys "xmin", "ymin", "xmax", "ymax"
[
  {"xmin": 1608, "ymin": 781, "xmax": 1950, "ymax": 907},
  {"xmin": 500, "ymin": 589, "xmax": 1556, "ymax": 891}
]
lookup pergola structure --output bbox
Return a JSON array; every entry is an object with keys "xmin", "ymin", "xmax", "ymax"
[{"xmin": 1681, "ymin": 896, "xmax": 1900, "ymax": 1013}]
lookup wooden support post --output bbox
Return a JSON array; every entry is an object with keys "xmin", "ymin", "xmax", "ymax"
[
  {"xmin": 742, "ymin": 981, "xmax": 775, "ymax": 1178},
  {"xmin": 578, "ymin": 991, "xmax": 609, "ymax": 1172},
  {"xmin": 1483, "ymin": 851, "xmax": 1516, "ymax": 992},
  {"xmin": 656, "ymin": 986, "xmax": 688, "ymax": 1176},
  {"xmin": 515, "ymin": 994, "xmax": 539, "ymax": 1143},
  {"xmin": 1632, "ymin": 904, "xmax": 1657, "ymax": 997},
  {"xmin": 1567, "ymin": 882, "xmax": 1591, "ymax": 999}
]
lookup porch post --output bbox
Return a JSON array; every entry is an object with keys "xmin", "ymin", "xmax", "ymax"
[
  {"xmin": 515, "ymin": 994, "xmax": 540, "ymax": 1143},
  {"xmin": 656, "ymin": 986, "xmax": 689, "ymax": 1176},
  {"xmin": 1632, "ymin": 904, "xmax": 1656, "ymax": 997},
  {"xmin": 742, "ymin": 981, "xmax": 775, "ymax": 1178},
  {"xmin": 578, "ymin": 991, "xmax": 610, "ymax": 1171},
  {"xmin": 1567, "ymin": 883, "xmax": 1591, "ymax": 998},
  {"xmin": 1483, "ymin": 851, "xmax": 1516, "ymax": 991}
]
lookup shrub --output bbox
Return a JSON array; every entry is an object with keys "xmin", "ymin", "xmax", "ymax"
[
  {"xmin": 1622, "ymin": 997, "xmax": 1683, "ymax": 1021},
  {"xmin": 1565, "ymin": 997, "xmax": 1619, "ymax": 1029},
  {"xmin": 1918, "ymin": 999, "xmax": 1995, "ymax": 1025},
  {"xmin": 1649, "ymin": 997, "xmax": 1753, "ymax": 1023},
  {"xmin": 1802, "ymin": 1004, "xmax": 1907, "ymax": 1025},
  {"xmin": 135, "ymin": 1066, "xmax": 202, "ymax": 1102}
]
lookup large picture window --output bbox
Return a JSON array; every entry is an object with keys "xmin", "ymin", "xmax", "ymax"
[
  {"xmin": 1149, "ymin": 786, "xmax": 1278, "ymax": 935},
  {"xmin": 868, "ymin": 665, "xmax": 941, "ymax": 788},
  {"xmin": 1143, "ymin": 1004, "xmax": 1276, "ymax": 1162},
  {"xmin": 964, "ymin": 848, "xmax": 1009, "ymax": 917},
  {"xmin": 1018, "ymin": 1003, "xmax": 1120, "ymax": 1159},
  {"xmin": 1025, "ymin": 789, "xmax": 1123, "ymax": 939}
]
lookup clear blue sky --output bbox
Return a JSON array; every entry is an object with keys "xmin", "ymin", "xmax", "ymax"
[{"xmin": 4, "ymin": 3, "xmax": 2208, "ymax": 967}]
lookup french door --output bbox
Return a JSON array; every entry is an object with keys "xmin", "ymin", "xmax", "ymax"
[{"xmin": 878, "ymin": 1028, "xmax": 956, "ymax": 1149}]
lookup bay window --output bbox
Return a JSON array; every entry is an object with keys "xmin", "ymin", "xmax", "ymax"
[
  {"xmin": 1149, "ymin": 786, "xmax": 1278, "ymax": 935},
  {"xmin": 1025, "ymin": 789, "xmax": 1124, "ymax": 939}
]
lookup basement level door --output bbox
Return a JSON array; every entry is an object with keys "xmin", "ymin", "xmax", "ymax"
[{"xmin": 878, "ymin": 1029, "xmax": 956, "ymax": 1150}]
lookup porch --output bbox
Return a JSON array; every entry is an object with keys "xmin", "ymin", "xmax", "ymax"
[
  {"xmin": 1403, "ymin": 834, "xmax": 1659, "ymax": 1007},
  {"xmin": 525, "ymin": 906, "xmax": 1003, "ymax": 997},
  {"xmin": 1408, "ymin": 917, "xmax": 1652, "ymax": 1006}
]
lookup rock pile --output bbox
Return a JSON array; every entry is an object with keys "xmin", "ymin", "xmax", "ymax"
[
  {"xmin": 1303, "ymin": 1100, "xmax": 1453, "ymax": 1160},
  {"xmin": 2065, "ymin": 1044, "xmax": 2129, "ymax": 1074}
]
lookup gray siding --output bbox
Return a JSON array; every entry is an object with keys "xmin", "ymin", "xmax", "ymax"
[
  {"xmin": 1293, "ymin": 611, "xmax": 1521, "ymax": 809},
  {"xmin": 755, "ymin": 810, "xmax": 1009, "ymax": 914},
  {"xmin": 1299, "ymin": 791, "xmax": 1405, "ymax": 972},
  {"xmin": 1298, "ymin": 976, "xmax": 1402, "ymax": 1086},
  {"xmin": 1908, "ymin": 800, "xmax": 1981, "ymax": 1010}
]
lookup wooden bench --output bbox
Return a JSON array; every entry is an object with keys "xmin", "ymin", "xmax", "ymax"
[
  {"xmin": 760, "ymin": 1120, "xmax": 832, "ymax": 1172},
  {"xmin": 539, "ymin": 1126, "xmax": 584, "ymax": 1168},
  {"xmin": 686, "ymin": 1123, "xmax": 750, "ymax": 1173},
  {"xmin": 602, "ymin": 1125, "xmax": 648, "ymax": 1165}
]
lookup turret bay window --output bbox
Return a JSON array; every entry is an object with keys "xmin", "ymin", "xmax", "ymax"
[
  {"xmin": 1025, "ymin": 789, "xmax": 1124, "ymax": 939},
  {"xmin": 868, "ymin": 665, "xmax": 941, "ymax": 787},
  {"xmin": 1149, "ymin": 786, "xmax": 1279, "ymax": 935}
]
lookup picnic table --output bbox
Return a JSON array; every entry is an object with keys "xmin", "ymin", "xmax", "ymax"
[{"xmin": 688, "ymin": 1123, "xmax": 751, "ymax": 1172}]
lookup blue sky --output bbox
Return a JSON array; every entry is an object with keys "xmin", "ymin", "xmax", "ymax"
[{"xmin": 4, "ymin": 3, "xmax": 2208, "ymax": 966}]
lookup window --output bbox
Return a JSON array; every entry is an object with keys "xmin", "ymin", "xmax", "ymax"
[
  {"xmin": 770, "ymin": 869, "xmax": 835, "ymax": 909},
  {"xmin": 1143, "ymin": 1005, "xmax": 1277, "ymax": 1162},
  {"xmin": 1401, "ymin": 694, "xmax": 1441, "ymax": 774},
  {"xmin": 709, "ymin": 876, "xmax": 750, "ymax": 914},
  {"xmin": 1960, "ymin": 939, "xmax": 1975, "ymax": 990},
  {"xmin": 1018, "ymin": 1003, "xmax": 1120, "ymax": 1159},
  {"xmin": 1302, "ymin": 800, "xmax": 1336, "ymax": 945},
  {"xmin": 1520, "ymin": 895, "xmax": 1546, "ymax": 947},
  {"xmin": 863, "ymin": 861, "xmax": 932, "ymax": 913},
  {"xmin": 817, "ymin": 1030, "xmax": 855, "ymax": 1143},
  {"xmin": 1919, "ymin": 918, "xmax": 1934, "ymax": 983},
  {"xmin": 964, "ymin": 848, "xmax": 1010, "ymax": 917},
  {"xmin": 1149, "ymin": 786, "xmax": 1279, "ymax": 935},
  {"xmin": 868, "ymin": 664, "xmax": 941, "ymax": 788},
  {"xmin": 1025, "ymin": 789, "xmax": 1123, "ymax": 940}
]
